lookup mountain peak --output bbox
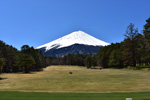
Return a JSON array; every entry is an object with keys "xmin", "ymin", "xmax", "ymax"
[
  {"xmin": 71, "ymin": 30, "xmax": 86, "ymax": 34},
  {"xmin": 36, "ymin": 31, "xmax": 109, "ymax": 51},
  {"xmin": 67, "ymin": 30, "xmax": 88, "ymax": 37}
]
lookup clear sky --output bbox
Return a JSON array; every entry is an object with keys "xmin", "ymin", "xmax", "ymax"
[{"xmin": 0, "ymin": 0, "xmax": 150, "ymax": 50}]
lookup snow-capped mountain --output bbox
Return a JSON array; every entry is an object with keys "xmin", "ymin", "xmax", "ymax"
[
  {"xmin": 36, "ymin": 31, "xmax": 109, "ymax": 57},
  {"xmin": 37, "ymin": 31, "xmax": 109, "ymax": 51}
]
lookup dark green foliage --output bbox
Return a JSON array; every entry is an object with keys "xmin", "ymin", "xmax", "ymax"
[
  {"xmin": 63, "ymin": 54, "xmax": 85, "ymax": 66},
  {"xmin": 50, "ymin": 54, "xmax": 85, "ymax": 66},
  {"xmin": 135, "ymin": 34, "xmax": 147, "ymax": 65},
  {"xmin": 0, "ymin": 40, "xmax": 17, "ymax": 72},
  {"xmin": 144, "ymin": 17, "xmax": 150, "ymax": 44},
  {"xmin": 14, "ymin": 53, "xmax": 35, "ymax": 73},
  {"xmin": 21, "ymin": 45, "xmax": 30, "ymax": 53},
  {"xmin": 108, "ymin": 43, "xmax": 123, "ymax": 68},
  {"xmin": 74, "ymin": 54, "xmax": 85, "ymax": 66},
  {"xmin": 0, "ymin": 41, "xmax": 49, "ymax": 74},
  {"xmin": 97, "ymin": 43, "xmax": 123, "ymax": 68},
  {"xmin": 97, "ymin": 45, "xmax": 111, "ymax": 67},
  {"xmin": 84, "ymin": 53, "xmax": 92, "ymax": 68},
  {"xmin": 48, "ymin": 53, "xmax": 96, "ymax": 67},
  {"xmin": 21, "ymin": 45, "xmax": 46, "ymax": 71},
  {"xmin": 123, "ymin": 23, "xmax": 139, "ymax": 66},
  {"xmin": 65, "ymin": 54, "xmax": 75, "ymax": 65},
  {"xmin": 143, "ymin": 17, "xmax": 150, "ymax": 65},
  {"xmin": 0, "ymin": 58, "xmax": 6, "ymax": 74}
]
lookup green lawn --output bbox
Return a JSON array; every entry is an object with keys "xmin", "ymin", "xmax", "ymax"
[
  {"xmin": 1, "ymin": 66, "xmax": 150, "ymax": 93},
  {"xmin": 0, "ymin": 91, "xmax": 150, "ymax": 100}
]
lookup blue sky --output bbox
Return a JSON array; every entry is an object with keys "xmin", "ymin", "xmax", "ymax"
[{"xmin": 0, "ymin": 0, "xmax": 150, "ymax": 50}]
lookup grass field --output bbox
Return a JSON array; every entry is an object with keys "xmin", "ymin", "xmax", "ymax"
[
  {"xmin": 0, "ymin": 65, "xmax": 150, "ymax": 93},
  {"xmin": 0, "ymin": 91, "xmax": 150, "ymax": 100}
]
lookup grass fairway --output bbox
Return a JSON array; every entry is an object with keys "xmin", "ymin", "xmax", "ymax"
[
  {"xmin": 1, "ymin": 66, "xmax": 150, "ymax": 93},
  {"xmin": 1, "ymin": 66, "xmax": 150, "ymax": 100},
  {"xmin": 0, "ymin": 91, "xmax": 150, "ymax": 100}
]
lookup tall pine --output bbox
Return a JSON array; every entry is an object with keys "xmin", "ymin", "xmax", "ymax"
[
  {"xmin": 123, "ymin": 23, "xmax": 138, "ymax": 66},
  {"xmin": 143, "ymin": 17, "xmax": 150, "ymax": 65}
]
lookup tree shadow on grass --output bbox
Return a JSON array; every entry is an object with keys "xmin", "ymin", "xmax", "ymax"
[
  {"xmin": 22, "ymin": 69, "xmax": 44, "ymax": 74},
  {"xmin": 22, "ymin": 72, "xmax": 35, "ymax": 74},
  {"xmin": 0, "ymin": 78, "xmax": 7, "ymax": 80}
]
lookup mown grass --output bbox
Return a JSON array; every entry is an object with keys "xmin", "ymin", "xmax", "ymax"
[
  {"xmin": 0, "ymin": 66, "xmax": 150, "ymax": 93},
  {"xmin": 0, "ymin": 91, "xmax": 150, "ymax": 100}
]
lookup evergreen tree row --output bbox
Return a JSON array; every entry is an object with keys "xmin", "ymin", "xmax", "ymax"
[
  {"xmin": 0, "ymin": 42, "xmax": 50, "ymax": 74},
  {"xmin": 45, "ymin": 53, "xmax": 97, "ymax": 68}
]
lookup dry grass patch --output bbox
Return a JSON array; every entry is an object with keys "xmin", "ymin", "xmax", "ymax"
[{"xmin": 0, "ymin": 65, "xmax": 150, "ymax": 93}]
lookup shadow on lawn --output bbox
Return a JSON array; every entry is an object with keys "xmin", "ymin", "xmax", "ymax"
[{"xmin": 0, "ymin": 78, "xmax": 7, "ymax": 80}]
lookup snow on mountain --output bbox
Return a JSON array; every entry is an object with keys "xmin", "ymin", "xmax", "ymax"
[{"xmin": 36, "ymin": 31, "xmax": 109, "ymax": 51}]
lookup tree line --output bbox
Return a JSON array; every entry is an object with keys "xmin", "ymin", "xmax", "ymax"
[
  {"xmin": 48, "ymin": 53, "xmax": 97, "ymax": 68},
  {"xmin": 0, "ymin": 43, "xmax": 50, "ymax": 74}
]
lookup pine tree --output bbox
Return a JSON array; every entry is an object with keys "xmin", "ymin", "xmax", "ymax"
[
  {"xmin": 123, "ymin": 23, "xmax": 138, "ymax": 66},
  {"xmin": 143, "ymin": 17, "xmax": 150, "ymax": 65}
]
